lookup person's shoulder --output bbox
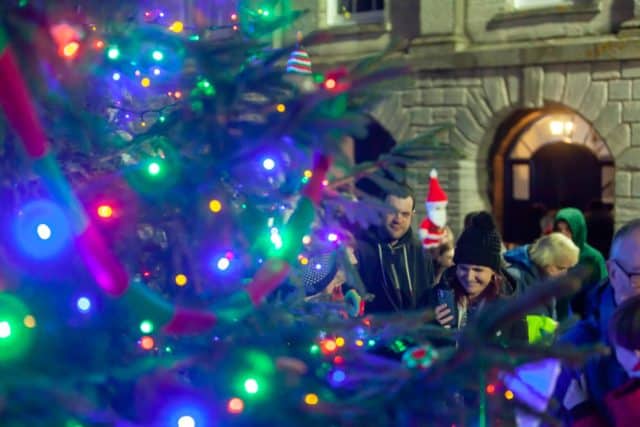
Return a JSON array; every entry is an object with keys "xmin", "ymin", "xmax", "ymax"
[{"xmin": 559, "ymin": 317, "xmax": 601, "ymax": 345}]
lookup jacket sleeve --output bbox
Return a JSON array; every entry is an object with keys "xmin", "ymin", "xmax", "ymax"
[{"xmin": 416, "ymin": 245, "xmax": 436, "ymax": 307}]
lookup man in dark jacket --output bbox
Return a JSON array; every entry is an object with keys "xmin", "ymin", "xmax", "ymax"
[
  {"xmin": 556, "ymin": 218, "xmax": 640, "ymax": 423},
  {"xmin": 355, "ymin": 188, "xmax": 435, "ymax": 313}
]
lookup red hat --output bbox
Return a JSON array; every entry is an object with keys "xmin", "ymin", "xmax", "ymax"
[{"xmin": 426, "ymin": 169, "xmax": 447, "ymax": 204}]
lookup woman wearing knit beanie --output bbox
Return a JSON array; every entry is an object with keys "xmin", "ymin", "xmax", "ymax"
[{"xmin": 429, "ymin": 212, "xmax": 523, "ymax": 338}]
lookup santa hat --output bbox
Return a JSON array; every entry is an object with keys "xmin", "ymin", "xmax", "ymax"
[
  {"xmin": 286, "ymin": 48, "xmax": 312, "ymax": 75},
  {"xmin": 426, "ymin": 169, "xmax": 447, "ymax": 204}
]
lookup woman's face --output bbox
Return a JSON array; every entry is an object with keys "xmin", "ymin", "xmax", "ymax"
[{"xmin": 456, "ymin": 264, "xmax": 495, "ymax": 299}]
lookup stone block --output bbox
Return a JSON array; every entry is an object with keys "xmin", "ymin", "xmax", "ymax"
[
  {"xmin": 632, "ymin": 173, "xmax": 640, "ymax": 197},
  {"xmin": 592, "ymin": 62, "xmax": 621, "ymax": 80},
  {"xmin": 622, "ymin": 60, "xmax": 640, "ymax": 78},
  {"xmin": 450, "ymin": 128, "xmax": 477, "ymax": 158},
  {"xmin": 615, "ymin": 198, "xmax": 640, "ymax": 225},
  {"xmin": 633, "ymin": 123, "xmax": 640, "ymax": 146},
  {"xmin": 606, "ymin": 124, "xmax": 631, "ymax": 157},
  {"xmin": 467, "ymin": 88, "xmax": 492, "ymax": 126},
  {"xmin": 523, "ymin": 66, "xmax": 544, "ymax": 108},
  {"xmin": 615, "ymin": 171, "xmax": 631, "ymax": 197},
  {"xmin": 617, "ymin": 147, "xmax": 640, "ymax": 170},
  {"xmin": 623, "ymin": 101, "xmax": 640, "ymax": 122},
  {"xmin": 483, "ymin": 75, "xmax": 510, "ymax": 113},
  {"xmin": 424, "ymin": 88, "xmax": 445, "ymax": 105},
  {"xmin": 543, "ymin": 70, "xmax": 565, "ymax": 103},
  {"xmin": 506, "ymin": 71, "xmax": 520, "ymax": 106},
  {"xmin": 456, "ymin": 108, "xmax": 485, "ymax": 143},
  {"xmin": 444, "ymin": 88, "xmax": 467, "ymax": 105},
  {"xmin": 579, "ymin": 82, "xmax": 607, "ymax": 121},
  {"xmin": 633, "ymin": 79, "xmax": 640, "ymax": 100},
  {"xmin": 432, "ymin": 107, "xmax": 456, "ymax": 122},
  {"xmin": 409, "ymin": 107, "xmax": 433, "ymax": 126},
  {"xmin": 402, "ymin": 90, "xmax": 422, "ymax": 106},
  {"xmin": 608, "ymin": 80, "xmax": 632, "ymax": 101},
  {"xmin": 593, "ymin": 102, "xmax": 622, "ymax": 139},
  {"xmin": 563, "ymin": 64, "xmax": 591, "ymax": 109}
]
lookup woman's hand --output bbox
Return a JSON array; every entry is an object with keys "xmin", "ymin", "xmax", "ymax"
[{"xmin": 435, "ymin": 304, "xmax": 454, "ymax": 328}]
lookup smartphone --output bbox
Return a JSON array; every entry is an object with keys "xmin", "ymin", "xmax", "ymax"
[{"xmin": 437, "ymin": 288, "xmax": 456, "ymax": 315}]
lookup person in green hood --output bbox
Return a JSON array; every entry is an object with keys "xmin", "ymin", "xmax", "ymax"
[{"xmin": 554, "ymin": 207, "xmax": 608, "ymax": 319}]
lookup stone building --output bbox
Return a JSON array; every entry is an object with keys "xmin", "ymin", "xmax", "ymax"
[{"xmin": 290, "ymin": 0, "xmax": 640, "ymax": 250}]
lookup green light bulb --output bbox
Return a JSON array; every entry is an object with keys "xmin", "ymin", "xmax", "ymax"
[
  {"xmin": 147, "ymin": 161, "xmax": 161, "ymax": 176},
  {"xmin": 107, "ymin": 47, "xmax": 120, "ymax": 60},
  {"xmin": 0, "ymin": 321, "xmax": 11, "ymax": 339},
  {"xmin": 140, "ymin": 320, "xmax": 154, "ymax": 334},
  {"xmin": 244, "ymin": 378, "xmax": 259, "ymax": 394}
]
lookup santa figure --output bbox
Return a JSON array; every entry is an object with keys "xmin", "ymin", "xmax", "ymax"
[{"xmin": 419, "ymin": 169, "xmax": 453, "ymax": 250}]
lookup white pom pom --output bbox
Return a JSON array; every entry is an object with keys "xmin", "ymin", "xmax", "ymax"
[{"xmin": 430, "ymin": 169, "xmax": 438, "ymax": 179}]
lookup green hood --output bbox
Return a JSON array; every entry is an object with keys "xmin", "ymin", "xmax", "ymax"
[{"xmin": 555, "ymin": 207, "xmax": 587, "ymax": 250}]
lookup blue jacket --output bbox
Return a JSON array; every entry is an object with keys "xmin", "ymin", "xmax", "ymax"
[
  {"xmin": 503, "ymin": 245, "xmax": 555, "ymax": 319},
  {"xmin": 555, "ymin": 282, "xmax": 628, "ymax": 423}
]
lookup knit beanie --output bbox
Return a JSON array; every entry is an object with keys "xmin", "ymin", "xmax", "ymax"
[
  {"xmin": 295, "ymin": 252, "xmax": 338, "ymax": 296},
  {"xmin": 454, "ymin": 212, "xmax": 502, "ymax": 271}
]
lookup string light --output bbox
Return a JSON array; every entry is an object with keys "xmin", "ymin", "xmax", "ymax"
[
  {"xmin": 97, "ymin": 204, "xmax": 113, "ymax": 219},
  {"xmin": 175, "ymin": 274, "xmax": 188, "ymax": 287},
  {"xmin": 304, "ymin": 393, "xmax": 319, "ymax": 406},
  {"xmin": 62, "ymin": 42, "xmax": 80, "ymax": 58},
  {"xmin": 303, "ymin": 170, "xmax": 313, "ymax": 178},
  {"xmin": 76, "ymin": 297, "xmax": 91, "ymax": 313},
  {"xmin": 486, "ymin": 384, "xmax": 496, "ymax": 394},
  {"xmin": 140, "ymin": 336, "xmax": 155, "ymax": 350},
  {"xmin": 23, "ymin": 315, "xmax": 36, "ymax": 328},
  {"xmin": 139, "ymin": 320, "xmax": 154, "ymax": 334},
  {"xmin": 36, "ymin": 224, "xmax": 52, "ymax": 240},
  {"xmin": 169, "ymin": 21, "xmax": 184, "ymax": 33},
  {"xmin": 244, "ymin": 378, "xmax": 259, "ymax": 394},
  {"xmin": 177, "ymin": 416, "xmax": 195, "ymax": 427},
  {"xmin": 0, "ymin": 321, "xmax": 11, "ymax": 339},
  {"xmin": 217, "ymin": 257, "xmax": 230, "ymax": 271},
  {"xmin": 355, "ymin": 339, "xmax": 364, "ymax": 347},
  {"xmin": 208, "ymin": 199, "xmax": 222, "ymax": 213},
  {"xmin": 262, "ymin": 158, "xmax": 276, "ymax": 170},
  {"xmin": 227, "ymin": 397, "xmax": 244, "ymax": 414},
  {"xmin": 504, "ymin": 390, "xmax": 515, "ymax": 400},
  {"xmin": 335, "ymin": 337, "xmax": 345, "ymax": 347},
  {"xmin": 112, "ymin": 72, "xmax": 121, "ymax": 81},
  {"xmin": 107, "ymin": 46, "xmax": 120, "ymax": 60},
  {"xmin": 94, "ymin": 40, "xmax": 104, "ymax": 49},
  {"xmin": 152, "ymin": 50, "xmax": 164, "ymax": 61},
  {"xmin": 141, "ymin": 77, "xmax": 151, "ymax": 87},
  {"xmin": 324, "ymin": 78, "xmax": 337, "ymax": 90},
  {"xmin": 276, "ymin": 103, "xmax": 286, "ymax": 113}
]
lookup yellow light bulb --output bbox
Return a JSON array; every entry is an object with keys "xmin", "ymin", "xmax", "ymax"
[
  {"xmin": 175, "ymin": 274, "xmax": 188, "ymax": 286},
  {"xmin": 141, "ymin": 77, "xmax": 151, "ymax": 87},
  {"xmin": 209, "ymin": 199, "xmax": 222, "ymax": 213},
  {"xmin": 276, "ymin": 103, "xmax": 286, "ymax": 113},
  {"xmin": 304, "ymin": 393, "xmax": 319, "ymax": 406}
]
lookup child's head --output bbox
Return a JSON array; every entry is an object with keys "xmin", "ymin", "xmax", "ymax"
[{"xmin": 609, "ymin": 295, "xmax": 640, "ymax": 376}]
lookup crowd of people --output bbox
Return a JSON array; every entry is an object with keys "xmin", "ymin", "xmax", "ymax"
[{"xmin": 289, "ymin": 170, "xmax": 640, "ymax": 426}]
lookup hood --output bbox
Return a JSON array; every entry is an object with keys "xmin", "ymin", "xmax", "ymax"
[
  {"xmin": 504, "ymin": 245, "xmax": 536, "ymax": 274},
  {"xmin": 555, "ymin": 207, "xmax": 587, "ymax": 250}
]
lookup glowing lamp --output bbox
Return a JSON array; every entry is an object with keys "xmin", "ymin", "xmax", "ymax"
[
  {"xmin": 208, "ymin": 199, "xmax": 222, "ymax": 213},
  {"xmin": 331, "ymin": 370, "xmax": 346, "ymax": 383},
  {"xmin": 15, "ymin": 200, "xmax": 71, "ymax": 259},
  {"xmin": 175, "ymin": 274, "xmax": 188, "ymax": 286},
  {"xmin": 486, "ymin": 384, "xmax": 496, "ymax": 394},
  {"xmin": 141, "ymin": 77, "xmax": 151, "ymax": 87},
  {"xmin": 276, "ymin": 103, "xmax": 286, "ymax": 113},
  {"xmin": 140, "ymin": 320, "xmax": 154, "ymax": 334},
  {"xmin": 147, "ymin": 161, "xmax": 161, "ymax": 175},
  {"xmin": 504, "ymin": 390, "xmax": 515, "ymax": 400},
  {"xmin": 327, "ymin": 233, "xmax": 338, "ymax": 242},
  {"xmin": 112, "ymin": 72, "xmax": 121, "ymax": 81},
  {"xmin": 23, "ymin": 315, "xmax": 36, "ymax": 328},
  {"xmin": 36, "ymin": 224, "xmax": 52, "ymax": 240}
]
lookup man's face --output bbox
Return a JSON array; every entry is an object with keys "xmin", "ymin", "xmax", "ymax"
[
  {"xmin": 555, "ymin": 221, "xmax": 573, "ymax": 240},
  {"xmin": 383, "ymin": 195, "xmax": 414, "ymax": 242},
  {"xmin": 608, "ymin": 229, "xmax": 640, "ymax": 305}
]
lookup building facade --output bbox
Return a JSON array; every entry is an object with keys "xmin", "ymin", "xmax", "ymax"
[{"xmin": 292, "ymin": 0, "xmax": 640, "ymax": 247}]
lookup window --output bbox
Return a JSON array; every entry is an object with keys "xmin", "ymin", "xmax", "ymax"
[
  {"xmin": 512, "ymin": 164, "xmax": 530, "ymax": 200},
  {"xmin": 327, "ymin": 0, "xmax": 385, "ymax": 26},
  {"xmin": 513, "ymin": 0, "xmax": 573, "ymax": 9}
]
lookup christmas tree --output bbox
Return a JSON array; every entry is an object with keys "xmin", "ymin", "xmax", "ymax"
[{"xmin": 0, "ymin": 1, "xmax": 602, "ymax": 426}]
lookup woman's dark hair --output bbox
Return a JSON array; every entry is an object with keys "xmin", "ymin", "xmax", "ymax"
[{"xmin": 609, "ymin": 294, "xmax": 640, "ymax": 350}]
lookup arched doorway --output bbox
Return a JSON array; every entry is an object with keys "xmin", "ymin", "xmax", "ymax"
[{"xmin": 492, "ymin": 108, "xmax": 614, "ymax": 252}]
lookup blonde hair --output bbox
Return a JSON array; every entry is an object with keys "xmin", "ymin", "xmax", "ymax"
[{"xmin": 529, "ymin": 232, "xmax": 579, "ymax": 269}]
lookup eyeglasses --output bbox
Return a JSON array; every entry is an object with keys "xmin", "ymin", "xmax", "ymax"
[{"xmin": 612, "ymin": 259, "xmax": 640, "ymax": 286}]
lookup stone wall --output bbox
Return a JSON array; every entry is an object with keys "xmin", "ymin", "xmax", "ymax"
[{"xmin": 373, "ymin": 61, "xmax": 640, "ymax": 235}]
